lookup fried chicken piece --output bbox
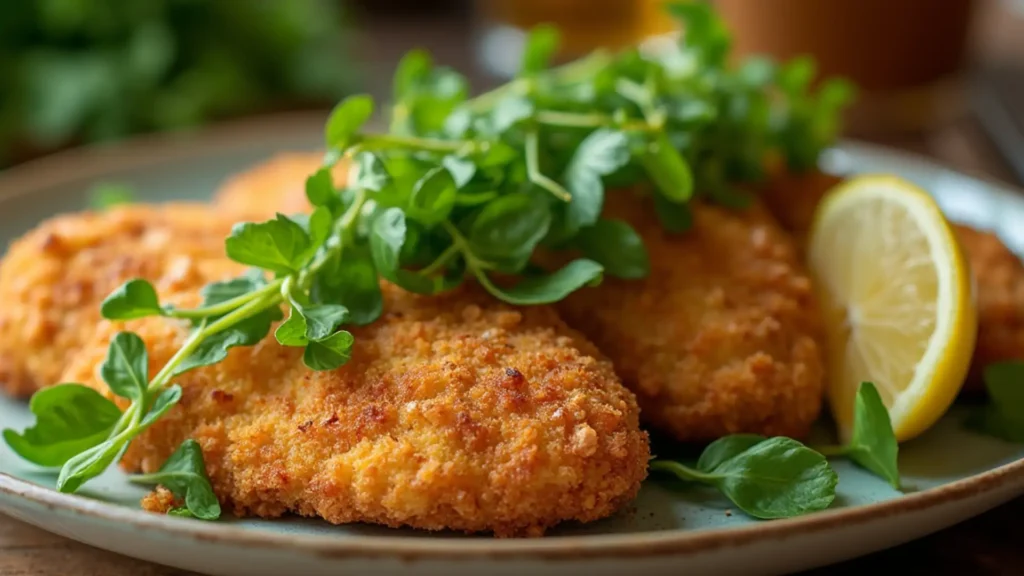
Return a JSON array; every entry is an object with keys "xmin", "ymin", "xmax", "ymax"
[
  {"xmin": 213, "ymin": 152, "xmax": 344, "ymax": 221},
  {"xmin": 758, "ymin": 167, "xmax": 1024, "ymax": 390},
  {"xmin": 551, "ymin": 190, "xmax": 826, "ymax": 442},
  {"xmin": 942, "ymin": 225, "xmax": 1024, "ymax": 386},
  {"xmin": 757, "ymin": 168, "xmax": 844, "ymax": 248},
  {"xmin": 0, "ymin": 204, "xmax": 241, "ymax": 397},
  {"xmin": 62, "ymin": 282, "xmax": 649, "ymax": 537}
]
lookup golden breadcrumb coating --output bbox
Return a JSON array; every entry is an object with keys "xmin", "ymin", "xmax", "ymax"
[
  {"xmin": 141, "ymin": 486, "xmax": 179, "ymax": 514},
  {"xmin": 949, "ymin": 225, "xmax": 1024, "ymax": 387},
  {"xmin": 213, "ymin": 152, "xmax": 343, "ymax": 221},
  {"xmin": 759, "ymin": 167, "xmax": 1024, "ymax": 391},
  {"xmin": 0, "ymin": 204, "xmax": 240, "ymax": 397},
  {"xmin": 551, "ymin": 190, "xmax": 826, "ymax": 442},
  {"xmin": 63, "ymin": 282, "xmax": 649, "ymax": 537}
]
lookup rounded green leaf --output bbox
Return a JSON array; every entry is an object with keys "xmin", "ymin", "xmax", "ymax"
[
  {"xmin": 101, "ymin": 279, "xmax": 164, "ymax": 320},
  {"xmin": 325, "ymin": 94, "xmax": 374, "ymax": 150}
]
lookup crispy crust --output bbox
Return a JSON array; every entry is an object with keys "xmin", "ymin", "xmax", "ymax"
[
  {"xmin": 213, "ymin": 152, "xmax": 343, "ymax": 220},
  {"xmin": 551, "ymin": 191, "xmax": 826, "ymax": 442},
  {"xmin": 954, "ymin": 225, "xmax": 1024, "ymax": 386},
  {"xmin": 62, "ymin": 282, "xmax": 649, "ymax": 537},
  {"xmin": 0, "ymin": 204, "xmax": 241, "ymax": 397}
]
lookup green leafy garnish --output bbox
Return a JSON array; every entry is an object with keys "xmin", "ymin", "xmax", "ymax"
[
  {"xmin": 129, "ymin": 439, "xmax": 221, "ymax": 521},
  {"xmin": 3, "ymin": 0, "xmax": 855, "ymax": 521},
  {"xmin": 100, "ymin": 332, "xmax": 150, "ymax": 402},
  {"xmin": 651, "ymin": 436, "xmax": 838, "ymax": 519},
  {"xmin": 2, "ymin": 384, "xmax": 122, "ymax": 467},
  {"xmin": 101, "ymin": 279, "xmax": 165, "ymax": 320},
  {"xmin": 224, "ymin": 214, "xmax": 314, "ymax": 275},
  {"xmin": 967, "ymin": 361, "xmax": 1024, "ymax": 442},
  {"xmin": 573, "ymin": 219, "xmax": 650, "ymax": 280},
  {"xmin": 812, "ymin": 382, "xmax": 901, "ymax": 488}
]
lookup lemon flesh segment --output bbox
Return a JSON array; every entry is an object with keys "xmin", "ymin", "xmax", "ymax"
[{"xmin": 807, "ymin": 175, "xmax": 976, "ymax": 444}]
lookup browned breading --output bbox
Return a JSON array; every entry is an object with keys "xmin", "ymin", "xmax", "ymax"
[
  {"xmin": 551, "ymin": 190, "xmax": 826, "ymax": 442},
  {"xmin": 952, "ymin": 225, "xmax": 1024, "ymax": 386},
  {"xmin": 213, "ymin": 152, "xmax": 341, "ymax": 221},
  {"xmin": 0, "ymin": 204, "xmax": 241, "ymax": 397},
  {"xmin": 62, "ymin": 281, "xmax": 649, "ymax": 537}
]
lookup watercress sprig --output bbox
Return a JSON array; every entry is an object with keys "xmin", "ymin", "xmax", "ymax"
[
  {"xmin": 650, "ymin": 435, "xmax": 838, "ymax": 519},
  {"xmin": 650, "ymin": 381, "xmax": 902, "ymax": 518}
]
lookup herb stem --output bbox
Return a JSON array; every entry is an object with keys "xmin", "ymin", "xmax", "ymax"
[
  {"xmin": 145, "ymin": 287, "xmax": 282, "ymax": 394},
  {"xmin": 418, "ymin": 243, "xmax": 461, "ymax": 277},
  {"xmin": 441, "ymin": 220, "xmax": 491, "ymax": 271},
  {"xmin": 470, "ymin": 265, "xmax": 507, "ymax": 302},
  {"xmin": 357, "ymin": 133, "xmax": 475, "ymax": 154},
  {"xmin": 165, "ymin": 290, "xmax": 265, "ymax": 320},
  {"xmin": 649, "ymin": 459, "xmax": 717, "ymax": 482},
  {"xmin": 107, "ymin": 402, "xmax": 142, "ymax": 441},
  {"xmin": 340, "ymin": 189, "xmax": 367, "ymax": 241},
  {"xmin": 441, "ymin": 221, "xmax": 510, "ymax": 302},
  {"xmin": 299, "ymin": 188, "xmax": 368, "ymax": 291},
  {"xmin": 524, "ymin": 129, "xmax": 572, "ymax": 202},
  {"xmin": 466, "ymin": 49, "xmax": 614, "ymax": 113},
  {"xmin": 535, "ymin": 110, "xmax": 654, "ymax": 132}
]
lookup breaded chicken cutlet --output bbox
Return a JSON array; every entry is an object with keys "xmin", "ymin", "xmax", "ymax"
[
  {"xmin": 760, "ymin": 168, "xmax": 1024, "ymax": 390},
  {"xmin": 0, "ymin": 204, "xmax": 241, "ymax": 397},
  {"xmin": 553, "ymin": 191, "xmax": 826, "ymax": 442},
  {"xmin": 954, "ymin": 226, "xmax": 1024, "ymax": 383},
  {"xmin": 63, "ymin": 280, "xmax": 650, "ymax": 537},
  {"xmin": 0, "ymin": 194, "xmax": 648, "ymax": 535},
  {"xmin": 215, "ymin": 152, "xmax": 827, "ymax": 443},
  {"xmin": 214, "ymin": 152, "xmax": 345, "ymax": 221}
]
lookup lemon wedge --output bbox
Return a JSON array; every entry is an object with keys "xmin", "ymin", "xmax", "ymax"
[{"xmin": 806, "ymin": 174, "xmax": 977, "ymax": 443}]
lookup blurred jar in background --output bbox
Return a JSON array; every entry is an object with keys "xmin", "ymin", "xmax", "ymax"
[
  {"xmin": 714, "ymin": 0, "xmax": 979, "ymax": 138},
  {"xmin": 474, "ymin": 0, "xmax": 677, "ymax": 78},
  {"xmin": 476, "ymin": 0, "xmax": 980, "ymax": 138}
]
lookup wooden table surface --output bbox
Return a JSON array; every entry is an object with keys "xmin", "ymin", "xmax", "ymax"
[{"xmin": 3, "ymin": 1, "xmax": 1024, "ymax": 574}]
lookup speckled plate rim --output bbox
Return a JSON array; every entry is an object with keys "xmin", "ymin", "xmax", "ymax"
[{"xmin": 0, "ymin": 111, "xmax": 1022, "ymax": 560}]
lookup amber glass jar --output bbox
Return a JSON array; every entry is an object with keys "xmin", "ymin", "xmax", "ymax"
[{"xmin": 713, "ymin": 0, "xmax": 979, "ymax": 137}]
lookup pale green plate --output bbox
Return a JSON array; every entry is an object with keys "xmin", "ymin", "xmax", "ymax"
[{"xmin": 0, "ymin": 112, "xmax": 1022, "ymax": 576}]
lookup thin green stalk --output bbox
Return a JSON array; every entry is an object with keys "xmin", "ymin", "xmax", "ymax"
[
  {"xmin": 525, "ymin": 129, "xmax": 572, "ymax": 202},
  {"xmin": 339, "ymin": 189, "xmax": 367, "ymax": 243},
  {"xmin": 441, "ymin": 221, "xmax": 487, "ymax": 269},
  {"xmin": 165, "ymin": 289, "xmax": 266, "ymax": 320},
  {"xmin": 535, "ymin": 110, "xmax": 655, "ymax": 132},
  {"xmin": 145, "ymin": 289, "xmax": 282, "ymax": 394},
  {"xmin": 467, "ymin": 49, "xmax": 614, "ymax": 113},
  {"xmin": 649, "ymin": 460, "xmax": 717, "ymax": 483},
  {"xmin": 441, "ymin": 221, "xmax": 509, "ymax": 302},
  {"xmin": 106, "ymin": 402, "xmax": 141, "ymax": 441},
  {"xmin": 299, "ymin": 188, "xmax": 368, "ymax": 291},
  {"xmin": 357, "ymin": 133, "xmax": 476, "ymax": 154},
  {"xmin": 469, "ymin": 265, "xmax": 510, "ymax": 302},
  {"xmin": 418, "ymin": 243, "xmax": 460, "ymax": 277}
]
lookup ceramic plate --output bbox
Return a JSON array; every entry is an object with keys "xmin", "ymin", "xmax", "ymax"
[{"xmin": 1, "ymin": 112, "xmax": 1022, "ymax": 576}]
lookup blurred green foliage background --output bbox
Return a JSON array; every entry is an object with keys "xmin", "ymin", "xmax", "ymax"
[{"xmin": 0, "ymin": 0, "xmax": 360, "ymax": 167}]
